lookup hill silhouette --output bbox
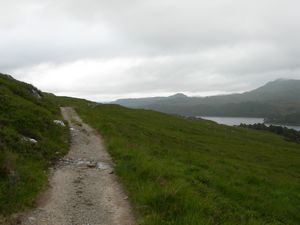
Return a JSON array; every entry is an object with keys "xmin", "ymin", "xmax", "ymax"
[{"xmin": 114, "ymin": 79, "xmax": 300, "ymax": 124}]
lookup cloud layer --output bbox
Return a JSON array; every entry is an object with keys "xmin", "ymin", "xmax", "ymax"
[{"xmin": 1, "ymin": 0, "xmax": 300, "ymax": 101}]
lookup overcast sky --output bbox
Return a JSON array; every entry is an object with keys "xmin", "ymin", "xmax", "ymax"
[{"xmin": 1, "ymin": 0, "xmax": 300, "ymax": 101}]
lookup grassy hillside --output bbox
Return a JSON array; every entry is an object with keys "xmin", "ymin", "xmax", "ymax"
[
  {"xmin": 58, "ymin": 97, "xmax": 300, "ymax": 225},
  {"xmin": 0, "ymin": 74, "xmax": 69, "ymax": 221}
]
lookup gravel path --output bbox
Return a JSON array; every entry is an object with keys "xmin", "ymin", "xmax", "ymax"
[{"xmin": 21, "ymin": 107, "xmax": 135, "ymax": 225}]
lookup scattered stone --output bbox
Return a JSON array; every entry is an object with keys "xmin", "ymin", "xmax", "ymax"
[
  {"xmin": 31, "ymin": 89, "xmax": 42, "ymax": 99},
  {"xmin": 22, "ymin": 136, "xmax": 38, "ymax": 144},
  {"xmin": 87, "ymin": 162, "xmax": 97, "ymax": 168},
  {"xmin": 53, "ymin": 120, "xmax": 65, "ymax": 126},
  {"xmin": 28, "ymin": 138, "xmax": 37, "ymax": 143},
  {"xmin": 28, "ymin": 217, "xmax": 36, "ymax": 221},
  {"xmin": 73, "ymin": 179, "xmax": 82, "ymax": 184},
  {"xmin": 96, "ymin": 162, "xmax": 111, "ymax": 170},
  {"xmin": 76, "ymin": 159, "xmax": 87, "ymax": 165},
  {"xmin": 85, "ymin": 202, "xmax": 94, "ymax": 207}
]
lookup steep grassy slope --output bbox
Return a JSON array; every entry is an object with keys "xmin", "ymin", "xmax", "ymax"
[
  {"xmin": 0, "ymin": 74, "xmax": 69, "ymax": 220},
  {"xmin": 58, "ymin": 97, "xmax": 300, "ymax": 225}
]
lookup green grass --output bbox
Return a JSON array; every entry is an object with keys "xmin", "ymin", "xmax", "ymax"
[
  {"xmin": 57, "ymin": 97, "xmax": 300, "ymax": 225},
  {"xmin": 0, "ymin": 74, "xmax": 70, "ymax": 220}
]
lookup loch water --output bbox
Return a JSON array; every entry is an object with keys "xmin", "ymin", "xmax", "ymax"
[{"xmin": 200, "ymin": 116, "xmax": 300, "ymax": 131}]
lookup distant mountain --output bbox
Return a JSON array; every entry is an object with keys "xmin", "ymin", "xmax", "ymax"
[{"xmin": 113, "ymin": 79, "xmax": 300, "ymax": 123}]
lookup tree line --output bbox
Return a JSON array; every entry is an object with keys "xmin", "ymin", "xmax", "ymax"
[{"xmin": 239, "ymin": 123, "xmax": 300, "ymax": 143}]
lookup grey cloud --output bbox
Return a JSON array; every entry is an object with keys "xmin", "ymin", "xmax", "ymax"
[{"xmin": 1, "ymin": 0, "xmax": 300, "ymax": 100}]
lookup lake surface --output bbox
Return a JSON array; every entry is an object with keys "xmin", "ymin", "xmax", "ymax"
[{"xmin": 200, "ymin": 116, "xmax": 300, "ymax": 131}]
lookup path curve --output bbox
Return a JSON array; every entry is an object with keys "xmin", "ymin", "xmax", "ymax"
[{"xmin": 22, "ymin": 107, "xmax": 135, "ymax": 225}]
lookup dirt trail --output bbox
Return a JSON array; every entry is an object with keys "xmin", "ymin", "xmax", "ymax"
[{"xmin": 21, "ymin": 107, "xmax": 135, "ymax": 225}]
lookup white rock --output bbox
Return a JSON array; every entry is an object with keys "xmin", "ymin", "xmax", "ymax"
[
  {"xmin": 22, "ymin": 137, "xmax": 38, "ymax": 144},
  {"xmin": 53, "ymin": 120, "xmax": 66, "ymax": 126},
  {"xmin": 31, "ymin": 89, "xmax": 42, "ymax": 99},
  {"xmin": 96, "ymin": 162, "xmax": 111, "ymax": 170},
  {"xmin": 29, "ymin": 138, "xmax": 37, "ymax": 143},
  {"xmin": 28, "ymin": 217, "xmax": 36, "ymax": 221}
]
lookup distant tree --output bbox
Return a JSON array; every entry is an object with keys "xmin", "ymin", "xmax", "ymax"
[{"xmin": 238, "ymin": 123, "xmax": 300, "ymax": 143}]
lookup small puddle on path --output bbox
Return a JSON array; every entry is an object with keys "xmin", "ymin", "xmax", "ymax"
[{"xmin": 58, "ymin": 158, "xmax": 113, "ymax": 171}]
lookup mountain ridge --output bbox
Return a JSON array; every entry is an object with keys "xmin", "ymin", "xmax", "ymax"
[{"xmin": 113, "ymin": 79, "xmax": 300, "ymax": 123}]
